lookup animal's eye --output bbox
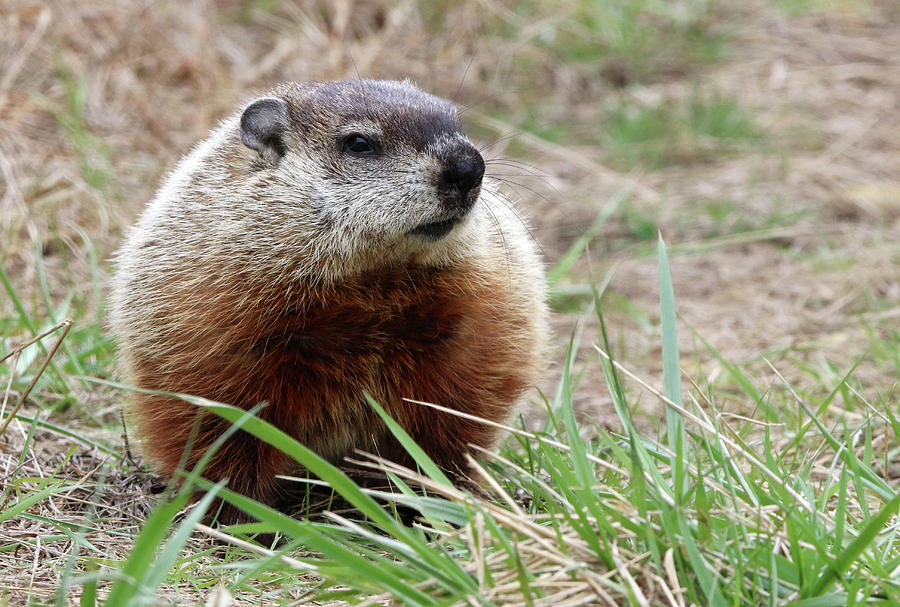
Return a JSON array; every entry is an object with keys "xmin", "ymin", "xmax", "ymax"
[{"xmin": 341, "ymin": 134, "xmax": 378, "ymax": 156}]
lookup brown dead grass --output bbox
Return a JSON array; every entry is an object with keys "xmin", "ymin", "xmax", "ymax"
[{"xmin": 2, "ymin": 0, "xmax": 900, "ymax": 604}]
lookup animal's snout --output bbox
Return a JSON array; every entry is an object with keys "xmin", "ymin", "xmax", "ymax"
[{"xmin": 438, "ymin": 147, "xmax": 485, "ymax": 212}]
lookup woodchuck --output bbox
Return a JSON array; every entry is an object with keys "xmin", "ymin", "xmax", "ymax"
[{"xmin": 110, "ymin": 79, "xmax": 548, "ymax": 521}]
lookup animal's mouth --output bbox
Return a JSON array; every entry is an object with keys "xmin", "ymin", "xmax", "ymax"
[{"xmin": 409, "ymin": 216, "xmax": 462, "ymax": 241}]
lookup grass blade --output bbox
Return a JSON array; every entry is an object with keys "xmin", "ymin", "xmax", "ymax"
[
  {"xmin": 658, "ymin": 233, "xmax": 686, "ymax": 476},
  {"xmin": 365, "ymin": 394, "xmax": 451, "ymax": 486},
  {"xmin": 103, "ymin": 491, "xmax": 192, "ymax": 606},
  {"xmin": 0, "ymin": 481, "xmax": 67, "ymax": 524},
  {"xmin": 138, "ymin": 482, "xmax": 225, "ymax": 596},
  {"xmin": 808, "ymin": 493, "xmax": 900, "ymax": 597}
]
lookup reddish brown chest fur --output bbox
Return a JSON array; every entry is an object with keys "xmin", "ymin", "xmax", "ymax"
[{"xmin": 131, "ymin": 261, "xmax": 537, "ymax": 513}]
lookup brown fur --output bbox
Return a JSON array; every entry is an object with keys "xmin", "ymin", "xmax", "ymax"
[{"xmin": 131, "ymin": 260, "xmax": 539, "ymax": 513}]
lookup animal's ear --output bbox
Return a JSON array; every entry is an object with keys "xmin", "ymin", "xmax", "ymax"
[{"xmin": 240, "ymin": 97, "xmax": 289, "ymax": 160}]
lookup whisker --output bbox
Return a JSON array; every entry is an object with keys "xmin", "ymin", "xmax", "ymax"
[
  {"xmin": 482, "ymin": 198, "xmax": 512, "ymax": 288},
  {"xmin": 478, "ymin": 130, "xmax": 521, "ymax": 153},
  {"xmin": 453, "ymin": 56, "xmax": 476, "ymax": 103},
  {"xmin": 484, "ymin": 157, "xmax": 553, "ymax": 179},
  {"xmin": 457, "ymin": 91, "xmax": 506, "ymax": 116},
  {"xmin": 491, "ymin": 175, "xmax": 554, "ymax": 206},
  {"xmin": 483, "ymin": 189, "xmax": 545, "ymax": 257}
]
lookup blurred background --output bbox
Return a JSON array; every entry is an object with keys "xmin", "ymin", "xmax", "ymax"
[{"xmin": 2, "ymin": 0, "xmax": 899, "ymax": 428}]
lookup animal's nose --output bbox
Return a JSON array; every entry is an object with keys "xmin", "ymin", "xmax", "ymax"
[{"xmin": 438, "ymin": 151, "xmax": 485, "ymax": 203}]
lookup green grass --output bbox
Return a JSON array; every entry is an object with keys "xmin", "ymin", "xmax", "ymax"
[
  {"xmin": 52, "ymin": 59, "xmax": 117, "ymax": 195},
  {"xmin": 4, "ymin": 240, "xmax": 897, "ymax": 605},
  {"xmin": 602, "ymin": 93, "xmax": 764, "ymax": 169},
  {"xmin": 485, "ymin": 0, "xmax": 730, "ymax": 86},
  {"xmin": 769, "ymin": 0, "xmax": 872, "ymax": 15},
  {"xmin": 503, "ymin": 92, "xmax": 763, "ymax": 171},
  {"xmin": 0, "ymin": 252, "xmax": 116, "ymax": 427}
]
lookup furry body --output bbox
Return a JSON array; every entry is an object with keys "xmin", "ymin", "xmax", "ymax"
[{"xmin": 110, "ymin": 80, "xmax": 547, "ymax": 516}]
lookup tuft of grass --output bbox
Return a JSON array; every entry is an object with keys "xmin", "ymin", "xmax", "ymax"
[
  {"xmin": 769, "ymin": 0, "xmax": 872, "ymax": 15},
  {"xmin": 51, "ymin": 59, "xmax": 117, "ymax": 196},
  {"xmin": 863, "ymin": 320, "xmax": 900, "ymax": 379},
  {"xmin": 508, "ymin": 92, "xmax": 763, "ymax": 171},
  {"xmin": 602, "ymin": 93, "xmax": 764, "ymax": 169},
  {"xmin": 492, "ymin": 0, "xmax": 730, "ymax": 86},
  {"xmin": 621, "ymin": 200, "xmax": 660, "ymax": 240},
  {"xmin": 1, "ymin": 259, "xmax": 117, "ymax": 425}
]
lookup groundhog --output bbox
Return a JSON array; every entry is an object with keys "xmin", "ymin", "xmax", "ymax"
[{"xmin": 110, "ymin": 79, "xmax": 548, "ymax": 521}]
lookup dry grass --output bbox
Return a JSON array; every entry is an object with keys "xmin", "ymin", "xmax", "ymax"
[
  {"xmin": 542, "ymin": 1, "xmax": 900, "ymax": 424},
  {"xmin": 2, "ymin": 0, "xmax": 900, "ymax": 604}
]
